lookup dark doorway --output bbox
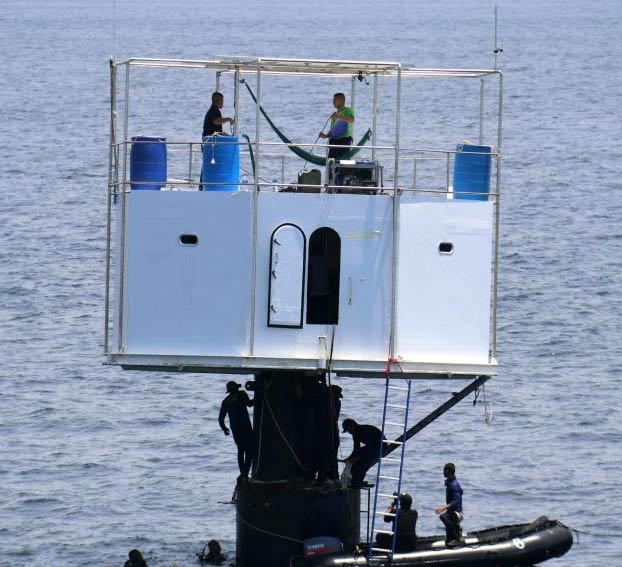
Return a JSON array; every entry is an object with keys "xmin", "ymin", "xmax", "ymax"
[{"xmin": 306, "ymin": 228, "xmax": 341, "ymax": 324}]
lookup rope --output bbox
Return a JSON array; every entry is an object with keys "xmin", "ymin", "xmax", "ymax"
[
  {"xmin": 236, "ymin": 511, "xmax": 304, "ymax": 544},
  {"xmin": 240, "ymin": 133, "xmax": 256, "ymax": 181},
  {"xmin": 263, "ymin": 379, "xmax": 309, "ymax": 473},
  {"xmin": 482, "ymin": 383, "xmax": 493, "ymax": 424},
  {"xmin": 242, "ymin": 80, "xmax": 373, "ymax": 166}
]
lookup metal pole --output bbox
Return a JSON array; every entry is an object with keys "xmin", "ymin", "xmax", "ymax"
[
  {"xmin": 188, "ymin": 142, "xmax": 193, "ymax": 183},
  {"xmin": 215, "ymin": 70, "xmax": 221, "ymax": 92},
  {"xmin": 389, "ymin": 65, "xmax": 402, "ymax": 359},
  {"xmin": 491, "ymin": 72, "xmax": 503, "ymax": 358},
  {"xmin": 372, "ymin": 73, "xmax": 378, "ymax": 162},
  {"xmin": 117, "ymin": 62, "xmax": 131, "ymax": 352},
  {"xmin": 234, "ymin": 68, "xmax": 240, "ymax": 136},
  {"xmin": 412, "ymin": 157, "xmax": 417, "ymax": 191},
  {"xmin": 248, "ymin": 60, "xmax": 262, "ymax": 356},
  {"xmin": 479, "ymin": 78, "xmax": 485, "ymax": 144},
  {"xmin": 350, "ymin": 75, "xmax": 356, "ymax": 113},
  {"xmin": 104, "ymin": 58, "xmax": 117, "ymax": 355}
]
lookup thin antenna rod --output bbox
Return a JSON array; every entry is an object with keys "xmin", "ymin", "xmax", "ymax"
[
  {"xmin": 113, "ymin": 0, "xmax": 116, "ymax": 62},
  {"xmin": 494, "ymin": 5, "xmax": 503, "ymax": 70}
]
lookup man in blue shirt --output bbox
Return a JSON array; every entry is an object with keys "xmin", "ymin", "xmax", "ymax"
[{"xmin": 435, "ymin": 462, "xmax": 464, "ymax": 547}]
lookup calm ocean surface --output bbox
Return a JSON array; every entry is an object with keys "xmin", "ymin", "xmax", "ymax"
[{"xmin": 1, "ymin": 1, "xmax": 621, "ymax": 565}]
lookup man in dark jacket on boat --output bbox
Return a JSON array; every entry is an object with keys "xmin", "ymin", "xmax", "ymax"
[
  {"xmin": 376, "ymin": 492, "xmax": 418, "ymax": 552},
  {"xmin": 218, "ymin": 381, "xmax": 254, "ymax": 479},
  {"xmin": 342, "ymin": 418, "xmax": 386, "ymax": 487},
  {"xmin": 435, "ymin": 462, "xmax": 464, "ymax": 547},
  {"xmin": 203, "ymin": 92, "xmax": 234, "ymax": 137}
]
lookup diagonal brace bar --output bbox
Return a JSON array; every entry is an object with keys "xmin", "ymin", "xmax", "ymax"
[{"xmin": 383, "ymin": 376, "xmax": 490, "ymax": 458}]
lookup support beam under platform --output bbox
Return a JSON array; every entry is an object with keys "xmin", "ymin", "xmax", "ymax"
[{"xmin": 383, "ymin": 376, "xmax": 491, "ymax": 457}]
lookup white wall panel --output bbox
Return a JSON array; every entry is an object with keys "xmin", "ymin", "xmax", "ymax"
[
  {"xmin": 396, "ymin": 198, "xmax": 494, "ymax": 363},
  {"xmin": 254, "ymin": 193, "xmax": 393, "ymax": 362},
  {"xmin": 121, "ymin": 191, "xmax": 252, "ymax": 355}
]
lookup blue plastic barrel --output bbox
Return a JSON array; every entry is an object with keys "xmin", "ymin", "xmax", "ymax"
[
  {"xmin": 202, "ymin": 136, "xmax": 240, "ymax": 191},
  {"xmin": 453, "ymin": 144, "xmax": 492, "ymax": 201},
  {"xmin": 130, "ymin": 136, "xmax": 167, "ymax": 190}
]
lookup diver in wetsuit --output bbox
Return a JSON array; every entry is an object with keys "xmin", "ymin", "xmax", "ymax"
[{"xmin": 218, "ymin": 381, "xmax": 255, "ymax": 479}]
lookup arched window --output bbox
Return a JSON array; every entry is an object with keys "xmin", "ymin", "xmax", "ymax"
[{"xmin": 306, "ymin": 228, "xmax": 341, "ymax": 325}]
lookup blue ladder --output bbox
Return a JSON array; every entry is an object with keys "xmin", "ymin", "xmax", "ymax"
[{"xmin": 368, "ymin": 365, "xmax": 412, "ymax": 561}]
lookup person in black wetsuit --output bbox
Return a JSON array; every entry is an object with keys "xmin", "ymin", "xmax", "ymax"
[
  {"xmin": 342, "ymin": 418, "xmax": 386, "ymax": 487},
  {"xmin": 124, "ymin": 549, "xmax": 147, "ymax": 567},
  {"xmin": 203, "ymin": 92, "xmax": 234, "ymax": 137},
  {"xmin": 218, "ymin": 381, "xmax": 254, "ymax": 479},
  {"xmin": 435, "ymin": 462, "xmax": 464, "ymax": 547},
  {"xmin": 376, "ymin": 492, "xmax": 418, "ymax": 552}
]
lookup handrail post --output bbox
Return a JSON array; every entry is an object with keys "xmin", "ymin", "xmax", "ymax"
[
  {"xmin": 188, "ymin": 142, "xmax": 193, "ymax": 183},
  {"xmin": 372, "ymin": 73, "xmax": 378, "ymax": 162},
  {"xmin": 234, "ymin": 68, "xmax": 240, "ymax": 136}
]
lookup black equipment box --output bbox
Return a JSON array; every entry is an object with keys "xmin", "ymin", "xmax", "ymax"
[
  {"xmin": 329, "ymin": 160, "xmax": 383, "ymax": 194},
  {"xmin": 296, "ymin": 169, "xmax": 322, "ymax": 192}
]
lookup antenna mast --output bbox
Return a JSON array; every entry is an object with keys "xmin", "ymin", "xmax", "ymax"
[{"xmin": 494, "ymin": 5, "xmax": 503, "ymax": 69}]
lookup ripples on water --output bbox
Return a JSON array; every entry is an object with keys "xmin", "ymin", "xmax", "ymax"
[{"xmin": 1, "ymin": 0, "xmax": 621, "ymax": 565}]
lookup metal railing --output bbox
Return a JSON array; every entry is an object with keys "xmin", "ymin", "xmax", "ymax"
[{"xmin": 108, "ymin": 139, "xmax": 500, "ymax": 198}]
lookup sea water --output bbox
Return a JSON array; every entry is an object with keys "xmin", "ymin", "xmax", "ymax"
[{"xmin": 1, "ymin": 0, "xmax": 621, "ymax": 565}]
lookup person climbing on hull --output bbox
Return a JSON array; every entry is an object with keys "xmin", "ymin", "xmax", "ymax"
[
  {"xmin": 342, "ymin": 418, "xmax": 387, "ymax": 488},
  {"xmin": 218, "ymin": 381, "xmax": 255, "ymax": 480}
]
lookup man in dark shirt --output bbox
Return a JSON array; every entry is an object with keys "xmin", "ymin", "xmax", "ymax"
[
  {"xmin": 203, "ymin": 91, "xmax": 234, "ymax": 138},
  {"xmin": 218, "ymin": 381, "xmax": 254, "ymax": 479},
  {"xmin": 377, "ymin": 492, "xmax": 418, "ymax": 552},
  {"xmin": 435, "ymin": 462, "xmax": 464, "ymax": 547},
  {"xmin": 342, "ymin": 418, "xmax": 386, "ymax": 487}
]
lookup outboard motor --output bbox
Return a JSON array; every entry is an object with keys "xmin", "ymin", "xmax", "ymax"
[{"xmin": 303, "ymin": 537, "xmax": 343, "ymax": 558}]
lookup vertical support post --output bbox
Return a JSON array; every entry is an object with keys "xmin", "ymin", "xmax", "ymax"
[
  {"xmin": 412, "ymin": 157, "xmax": 417, "ymax": 192},
  {"xmin": 372, "ymin": 73, "xmax": 378, "ymax": 162},
  {"xmin": 389, "ymin": 65, "xmax": 402, "ymax": 359},
  {"xmin": 234, "ymin": 68, "xmax": 240, "ymax": 136},
  {"xmin": 104, "ymin": 58, "xmax": 117, "ymax": 355},
  {"xmin": 215, "ymin": 70, "xmax": 221, "ymax": 92},
  {"xmin": 350, "ymin": 75, "xmax": 356, "ymax": 113},
  {"xmin": 491, "ymin": 71, "xmax": 503, "ymax": 359},
  {"xmin": 116, "ymin": 61, "xmax": 131, "ymax": 352},
  {"xmin": 479, "ymin": 77, "xmax": 485, "ymax": 144},
  {"xmin": 446, "ymin": 152, "xmax": 451, "ymax": 193},
  {"xmin": 247, "ymin": 60, "xmax": 262, "ymax": 356}
]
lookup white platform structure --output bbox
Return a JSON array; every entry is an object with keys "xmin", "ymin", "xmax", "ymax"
[{"xmin": 104, "ymin": 57, "xmax": 503, "ymax": 379}]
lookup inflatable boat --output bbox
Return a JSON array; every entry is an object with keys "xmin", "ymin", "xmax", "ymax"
[{"xmin": 292, "ymin": 516, "xmax": 573, "ymax": 566}]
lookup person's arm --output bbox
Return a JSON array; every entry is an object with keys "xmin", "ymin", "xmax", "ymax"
[
  {"xmin": 345, "ymin": 433, "xmax": 361, "ymax": 462},
  {"xmin": 330, "ymin": 107, "xmax": 355, "ymax": 123},
  {"xmin": 213, "ymin": 116, "xmax": 234, "ymax": 125},
  {"xmin": 218, "ymin": 400, "xmax": 230, "ymax": 435},
  {"xmin": 384, "ymin": 500, "xmax": 396, "ymax": 523},
  {"xmin": 241, "ymin": 391, "xmax": 254, "ymax": 407}
]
